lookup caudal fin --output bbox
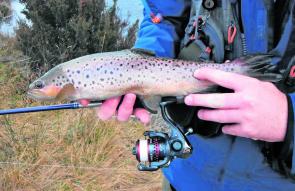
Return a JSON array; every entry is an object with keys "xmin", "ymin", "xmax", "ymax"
[{"xmin": 233, "ymin": 54, "xmax": 283, "ymax": 83}]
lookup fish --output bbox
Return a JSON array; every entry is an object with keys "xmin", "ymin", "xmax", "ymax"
[{"xmin": 27, "ymin": 49, "xmax": 282, "ymax": 113}]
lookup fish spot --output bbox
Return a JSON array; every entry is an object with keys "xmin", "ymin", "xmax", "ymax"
[
  {"xmin": 100, "ymin": 78, "xmax": 104, "ymax": 81},
  {"xmin": 84, "ymin": 84, "xmax": 87, "ymax": 87},
  {"xmin": 57, "ymin": 76, "xmax": 60, "ymax": 79},
  {"xmin": 78, "ymin": 81, "xmax": 81, "ymax": 85},
  {"xmin": 104, "ymin": 70, "xmax": 107, "ymax": 74},
  {"xmin": 67, "ymin": 69, "xmax": 70, "ymax": 73},
  {"xmin": 69, "ymin": 75, "xmax": 72, "ymax": 77},
  {"xmin": 56, "ymin": 83, "xmax": 59, "ymax": 86},
  {"xmin": 110, "ymin": 82, "xmax": 114, "ymax": 85},
  {"xmin": 86, "ymin": 74, "xmax": 90, "ymax": 78},
  {"xmin": 120, "ymin": 74, "xmax": 123, "ymax": 77},
  {"xmin": 110, "ymin": 71, "xmax": 113, "ymax": 75},
  {"xmin": 52, "ymin": 79, "xmax": 55, "ymax": 82},
  {"xmin": 93, "ymin": 58, "xmax": 96, "ymax": 61},
  {"xmin": 72, "ymin": 80, "xmax": 75, "ymax": 84},
  {"xmin": 77, "ymin": 70, "xmax": 80, "ymax": 74},
  {"xmin": 92, "ymin": 81, "xmax": 95, "ymax": 84},
  {"xmin": 120, "ymin": 64, "xmax": 123, "ymax": 67},
  {"xmin": 59, "ymin": 83, "xmax": 62, "ymax": 86}
]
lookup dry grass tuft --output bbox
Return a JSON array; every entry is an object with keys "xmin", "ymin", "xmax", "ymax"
[{"xmin": 0, "ymin": 46, "xmax": 162, "ymax": 190}]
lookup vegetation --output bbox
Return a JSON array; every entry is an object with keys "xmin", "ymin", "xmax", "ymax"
[
  {"xmin": 16, "ymin": 0, "xmax": 139, "ymax": 75},
  {"xmin": 0, "ymin": 0, "xmax": 12, "ymax": 21},
  {"xmin": 0, "ymin": 37, "xmax": 161, "ymax": 190},
  {"xmin": 0, "ymin": 0, "xmax": 161, "ymax": 190}
]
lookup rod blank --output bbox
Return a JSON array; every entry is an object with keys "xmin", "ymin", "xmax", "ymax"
[{"xmin": 0, "ymin": 102, "xmax": 102, "ymax": 115}]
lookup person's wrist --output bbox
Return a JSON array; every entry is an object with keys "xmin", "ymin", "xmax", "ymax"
[{"xmin": 277, "ymin": 94, "xmax": 294, "ymax": 160}]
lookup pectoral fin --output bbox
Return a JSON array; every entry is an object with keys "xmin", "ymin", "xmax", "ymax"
[
  {"xmin": 139, "ymin": 95, "xmax": 162, "ymax": 114},
  {"xmin": 56, "ymin": 84, "xmax": 76, "ymax": 101}
]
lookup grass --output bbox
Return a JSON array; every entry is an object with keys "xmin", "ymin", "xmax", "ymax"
[{"xmin": 0, "ymin": 39, "xmax": 162, "ymax": 190}]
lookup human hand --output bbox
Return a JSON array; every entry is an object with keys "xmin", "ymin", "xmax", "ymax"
[
  {"xmin": 96, "ymin": 93, "xmax": 151, "ymax": 125},
  {"xmin": 184, "ymin": 68, "xmax": 288, "ymax": 142}
]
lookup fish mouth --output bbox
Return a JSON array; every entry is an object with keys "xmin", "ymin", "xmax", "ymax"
[{"xmin": 27, "ymin": 89, "xmax": 57, "ymax": 101}]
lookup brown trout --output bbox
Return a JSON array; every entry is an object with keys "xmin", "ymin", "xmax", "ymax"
[{"xmin": 27, "ymin": 50, "xmax": 281, "ymax": 112}]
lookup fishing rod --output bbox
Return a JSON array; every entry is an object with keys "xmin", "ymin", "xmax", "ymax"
[{"xmin": 0, "ymin": 102, "xmax": 102, "ymax": 115}]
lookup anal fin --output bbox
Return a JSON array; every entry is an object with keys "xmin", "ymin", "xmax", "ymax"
[{"xmin": 139, "ymin": 95, "xmax": 162, "ymax": 114}]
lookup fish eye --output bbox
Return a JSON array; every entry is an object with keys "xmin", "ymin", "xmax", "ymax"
[{"xmin": 34, "ymin": 81, "xmax": 45, "ymax": 89}]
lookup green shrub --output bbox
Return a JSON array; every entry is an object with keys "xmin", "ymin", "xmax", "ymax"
[
  {"xmin": 0, "ymin": 1, "xmax": 11, "ymax": 21},
  {"xmin": 16, "ymin": 0, "xmax": 138, "ymax": 74}
]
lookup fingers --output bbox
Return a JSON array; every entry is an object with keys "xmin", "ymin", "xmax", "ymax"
[
  {"xmin": 198, "ymin": 109, "xmax": 241, "ymax": 123},
  {"xmin": 97, "ymin": 94, "xmax": 151, "ymax": 125},
  {"xmin": 222, "ymin": 124, "xmax": 258, "ymax": 140},
  {"xmin": 222, "ymin": 124, "xmax": 242, "ymax": 137},
  {"xmin": 194, "ymin": 68, "xmax": 255, "ymax": 91},
  {"xmin": 97, "ymin": 96, "xmax": 121, "ymax": 120},
  {"xmin": 117, "ymin": 93, "xmax": 137, "ymax": 122},
  {"xmin": 134, "ymin": 108, "xmax": 151, "ymax": 125},
  {"xmin": 185, "ymin": 93, "xmax": 243, "ymax": 109},
  {"xmin": 79, "ymin": 99, "xmax": 90, "ymax": 107}
]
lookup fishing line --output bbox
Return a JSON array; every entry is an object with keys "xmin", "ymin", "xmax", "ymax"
[{"xmin": 0, "ymin": 161, "xmax": 142, "ymax": 172}]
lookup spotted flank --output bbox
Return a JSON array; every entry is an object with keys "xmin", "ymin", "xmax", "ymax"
[{"xmin": 28, "ymin": 50, "xmax": 282, "ymax": 112}]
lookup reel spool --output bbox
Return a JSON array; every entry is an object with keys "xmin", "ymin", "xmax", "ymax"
[{"xmin": 134, "ymin": 137, "xmax": 167, "ymax": 163}]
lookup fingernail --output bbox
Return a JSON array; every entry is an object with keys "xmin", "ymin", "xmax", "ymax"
[
  {"xmin": 97, "ymin": 108, "xmax": 109, "ymax": 121},
  {"xmin": 184, "ymin": 96, "xmax": 193, "ymax": 105},
  {"xmin": 117, "ymin": 114, "xmax": 128, "ymax": 122},
  {"xmin": 222, "ymin": 128, "xmax": 229, "ymax": 134},
  {"xmin": 197, "ymin": 110, "xmax": 204, "ymax": 119},
  {"xmin": 141, "ymin": 115, "xmax": 151, "ymax": 125}
]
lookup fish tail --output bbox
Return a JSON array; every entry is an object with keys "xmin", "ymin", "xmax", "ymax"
[{"xmin": 234, "ymin": 54, "xmax": 283, "ymax": 83}]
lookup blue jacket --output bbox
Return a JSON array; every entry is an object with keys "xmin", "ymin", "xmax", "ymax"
[{"xmin": 134, "ymin": 0, "xmax": 295, "ymax": 190}]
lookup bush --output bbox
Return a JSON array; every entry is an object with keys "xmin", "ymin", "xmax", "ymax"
[
  {"xmin": 0, "ymin": 1, "xmax": 11, "ymax": 21},
  {"xmin": 16, "ymin": 0, "xmax": 138, "ymax": 74}
]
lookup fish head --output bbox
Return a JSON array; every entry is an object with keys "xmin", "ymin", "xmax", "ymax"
[{"xmin": 28, "ymin": 66, "xmax": 75, "ymax": 101}]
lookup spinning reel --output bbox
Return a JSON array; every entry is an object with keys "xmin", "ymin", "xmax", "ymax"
[{"xmin": 132, "ymin": 100, "xmax": 193, "ymax": 171}]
